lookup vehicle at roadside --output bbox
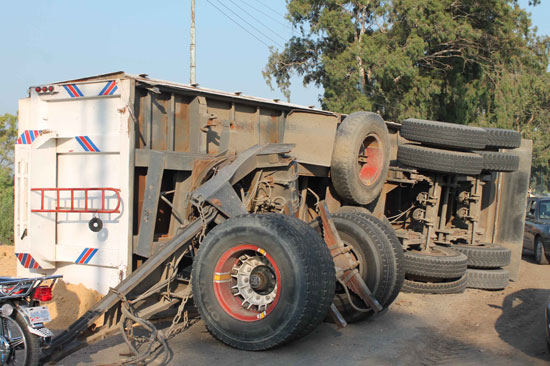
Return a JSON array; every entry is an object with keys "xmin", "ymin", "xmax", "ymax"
[
  {"xmin": 0, "ymin": 275, "xmax": 61, "ymax": 366},
  {"xmin": 12, "ymin": 73, "xmax": 531, "ymax": 363},
  {"xmin": 524, "ymin": 196, "xmax": 550, "ymax": 264}
]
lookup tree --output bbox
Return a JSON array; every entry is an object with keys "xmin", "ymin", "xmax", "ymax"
[
  {"xmin": 0, "ymin": 114, "xmax": 17, "ymax": 244},
  {"xmin": 264, "ymin": 0, "xmax": 550, "ymax": 189}
]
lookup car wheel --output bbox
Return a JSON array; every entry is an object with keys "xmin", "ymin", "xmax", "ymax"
[{"xmin": 535, "ymin": 238, "xmax": 549, "ymax": 265}]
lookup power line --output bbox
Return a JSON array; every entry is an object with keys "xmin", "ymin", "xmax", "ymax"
[
  {"xmin": 255, "ymin": 0, "xmax": 287, "ymax": 18},
  {"xmin": 209, "ymin": 0, "xmax": 284, "ymax": 48},
  {"xmin": 205, "ymin": 0, "xmax": 272, "ymax": 49},
  {"xmin": 238, "ymin": 0, "xmax": 293, "ymax": 31},
  {"xmin": 227, "ymin": 0, "xmax": 288, "ymax": 42}
]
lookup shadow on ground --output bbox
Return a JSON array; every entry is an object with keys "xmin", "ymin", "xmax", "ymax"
[{"xmin": 492, "ymin": 287, "xmax": 550, "ymax": 361}]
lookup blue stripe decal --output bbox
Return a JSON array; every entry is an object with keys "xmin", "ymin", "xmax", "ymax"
[
  {"xmin": 84, "ymin": 249, "xmax": 98, "ymax": 264},
  {"xmin": 75, "ymin": 249, "xmax": 87, "ymax": 264},
  {"xmin": 22, "ymin": 254, "xmax": 28, "ymax": 266},
  {"xmin": 63, "ymin": 85, "xmax": 75, "ymax": 98},
  {"xmin": 29, "ymin": 259, "xmax": 35, "ymax": 268},
  {"xmin": 72, "ymin": 84, "xmax": 84, "ymax": 97},
  {"xmin": 98, "ymin": 82, "xmax": 111, "ymax": 95},
  {"xmin": 84, "ymin": 136, "xmax": 100, "ymax": 152},
  {"xmin": 21, "ymin": 133, "xmax": 27, "ymax": 144},
  {"xmin": 75, "ymin": 137, "xmax": 90, "ymax": 151},
  {"xmin": 30, "ymin": 132, "xmax": 35, "ymax": 142},
  {"xmin": 109, "ymin": 85, "xmax": 118, "ymax": 95}
]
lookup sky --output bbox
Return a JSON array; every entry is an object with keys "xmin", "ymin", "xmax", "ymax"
[{"xmin": 0, "ymin": 0, "xmax": 548, "ymax": 115}]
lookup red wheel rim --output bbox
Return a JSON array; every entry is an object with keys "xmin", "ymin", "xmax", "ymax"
[
  {"xmin": 213, "ymin": 244, "xmax": 281, "ymax": 322},
  {"xmin": 358, "ymin": 134, "xmax": 383, "ymax": 185}
]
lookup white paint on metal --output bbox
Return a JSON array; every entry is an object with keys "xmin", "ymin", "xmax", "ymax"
[{"xmin": 15, "ymin": 79, "xmax": 132, "ymax": 294}]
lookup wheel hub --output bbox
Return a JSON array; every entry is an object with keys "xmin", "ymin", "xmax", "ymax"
[
  {"xmin": 358, "ymin": 134, "xmax": 382, "ymax": 186},
  {"xmin": 231, "ymin": 255, "xmax": 277, "ymax": 312}
]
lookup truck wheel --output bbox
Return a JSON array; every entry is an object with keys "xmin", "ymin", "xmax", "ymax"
[
  {"xmin": 474, "ymin": 151, "xmax": 519, "ymax": 172},
  {"xmin": 331, "ymin": 112, "xmax": 390, "ymax": 205},
  {"xmin": 484, "ymin": 127, "xmax": 521, "ymax": 149},
  {"xmin": 192, "ymin": 214, "xmax": 335, "ymax": 350},
  {"xmin": 311, "ymin": 213, "xmax": 397, "ymax": 323},
  {"xmin": 343, "ymin": 211, "xmax": 405, "ymax": 308},
  {"xmin": 397, "ymin": 144, "xmax": 483, "ymax": 175},
  {"xmin": 404, "ymin": 246, "xmax": 467, "ymax": 279},
  {"xmin": 400, "ymin": 118, "xmax": 487, "ymax": 150},
  {"xmin": 466, "ymin": 268, "xmax": 510, "ymax": 290},
  {"xmin": 402, "ymin": 274, "xmax": 467, "ymax": 294},
  {"xmin": 450, "ymin": 244, "xmax": 511, "ymax": 268},
  {"xmin": 535, "ymin": 238, "xmax": 549, "ymax": 265}
]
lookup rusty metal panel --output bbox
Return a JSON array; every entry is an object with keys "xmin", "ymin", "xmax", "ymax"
[
  {"xmin": 135, "ymin": 89, "xmax": 149, "ymax": 149},
  {"xmin": 259, "ymin": 108, "xmax": 281, "ymax": 145},
  {"xmin": 494, "ymin": 139, "xmax": 532, "ymax": 281},
  {"xmin": 204, "ymin": 98, "xmax": 231, "ymax": 155},
  {"xmin": 189, "ymin": 96, "xmax": 208, "ymax": 153},
  {"xmin": 284, "ymin": 111, "xmax": 338, "ymax": 167},
  {"xmin": 174, "ymin": 95, "xmax": 191, "ymax": 152},
  {"xmin": 151, "ymin": 93, "xmax": 170, "ymax": 151},
  {"xmin": 229, "ymin": 104, "xmax": 260, "ymax": 152}
]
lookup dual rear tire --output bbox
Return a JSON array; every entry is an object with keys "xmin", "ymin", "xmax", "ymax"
[
  {"xmin": 192, "ymin": 214, "xmax": 335, "ymax": 350},
  {"xmin": 192, "ymin": 212, "xmax": 403, "ymax": 350}
]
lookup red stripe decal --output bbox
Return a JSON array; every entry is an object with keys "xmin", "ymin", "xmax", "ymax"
[
  {"xmin": 17, "ymin": 137, "xmax": 22, "ymax": 144},
  {"xmin": 33, "ymin": 260, "xmax": 40, "ymax": 269},
  {"xmin": 67, "ymin": 84, "xmax": 80, "ymax": 98},
  {"xmin": 24, "ymin": 255, "xmax": 32, "ymax": 268},
  {"xmin": 104, "ymin": 81, "xmax": 116, "ymax": 95},
  {"xmin": 79, "ymin": 136, "xmax": 95, "ymax": 152},
  {"xmin": 24, "ymin": 130, "xmax": 31, "ymax": 144},
  {"xmin": 80, "ymin": 248, "xmax": 94, "ymax": 264}
]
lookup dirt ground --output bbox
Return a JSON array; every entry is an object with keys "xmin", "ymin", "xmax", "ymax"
[
  {"xmin": 2, "ymin": 245, "xmax": 549, "ymax": 365},
  {"xmin": 55, "ymin": 255, "xmax": 549, "ymax": 366}
]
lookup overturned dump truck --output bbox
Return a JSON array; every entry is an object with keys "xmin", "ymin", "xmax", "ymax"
[{"xmin": 14, "ymin": 72, "xmax": 530, "ymax": 362}]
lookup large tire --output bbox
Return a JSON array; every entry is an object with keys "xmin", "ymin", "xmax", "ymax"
[
  {"xmin": 484, "ymin": 127, "xmax": 522, "ymax": 149},
  {"xmin": 345, "ymin": 211, "xmax": 405, "ymax": 309},
  {"xmin": 466, "ymin": 268, "xmax": 510, "ymax": 290},
  {"xmin": 334, "ymin": 205, "xmax": 371, "ymax": 216},
  {"xmin": 400, "ymin": 118, "xmax": 487, "ymax": 150},
  {"xmin": 474, "ymin": 151, "xmax": 519, "ymax": 172},
  {"xmin": 192, "ymin": 214, "xmax": 335, "ymax": 350},
  {"xmin": 450, "ymin": 244, "xmax": 511, "ymax": 268},
  {"xmin": 331, "ymin": 112, "xmax": 390, "ymax": 205},
  {"xmin": 535, "ymin": 237, "xmax": 549, "ymax": 265},
  {"xmin": 398, "ymin": 144, "xmax": 483, "ymax": 175},
  {"xmin": 311, "ymin": 213, "xmax": 397, "ymax": 323},
  {"xmin": 404, "ymin": 246, "xmax": 468, "ymax": 279},
  {"xmin": 402, "ymin": 274, "xmax": 467, "ymax": 294}
]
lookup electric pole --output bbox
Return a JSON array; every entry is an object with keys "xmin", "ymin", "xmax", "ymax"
[{"xmin": 190, "ymin": 0, "xmax": 196, "ymax": 85}]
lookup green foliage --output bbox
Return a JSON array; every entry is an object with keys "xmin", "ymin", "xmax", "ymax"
[
  {"xmin": 0, "ymin": 114, "xmax": 17, "ymax": 244},
  {"xmin": 264, "ymin": 0, "xmax": 550, "ymax": 190}
]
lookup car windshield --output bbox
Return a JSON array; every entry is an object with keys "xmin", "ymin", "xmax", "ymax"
[{"xmin": 540, "ymin": 200, "xmax": 550, "ymax": 219}]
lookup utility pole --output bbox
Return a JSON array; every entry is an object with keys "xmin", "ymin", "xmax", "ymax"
[{"xmin": 190, "ymin": 0, "xmax": 196, "ymax": 85}]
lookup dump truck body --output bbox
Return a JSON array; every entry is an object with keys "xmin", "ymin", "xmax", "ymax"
[{"xmin": 15, "ymin": 72, "xmax": 530, "ymax": 293}]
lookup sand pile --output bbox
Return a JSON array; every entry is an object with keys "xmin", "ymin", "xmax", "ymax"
[
  {"xmin": 0, "ymin": 245, "xmax": 103, "ymax": 330},
  {"xmin": 46, "ymin": 280, "xmax": 103, "ymax": 330},
  {"xmin": 0, "ymin": 245, "xmax": 16, "ymax": 277}
]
